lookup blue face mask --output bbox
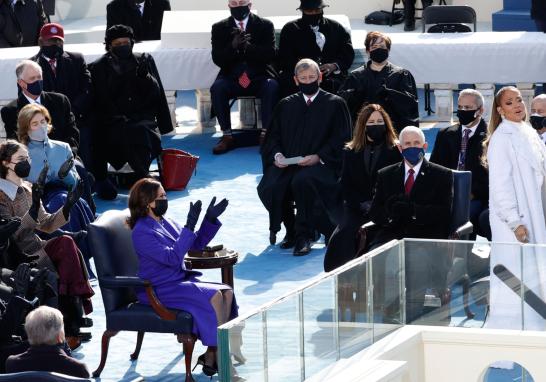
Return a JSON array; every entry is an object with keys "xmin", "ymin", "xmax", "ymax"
[
  {"xmin": 29, "ymin": 123, "xmax": 48, "ymax": 141},
  {"xmin": 401, "ymin": 147, "xmax": 425, "ymax": 165}
]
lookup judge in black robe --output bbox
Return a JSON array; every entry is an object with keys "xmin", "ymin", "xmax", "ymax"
[
  {"xmin": 277, "ymin": 0, "xmax": 354, "ymax": 97},
  {"xmin": 258, "ymin": 59, "xmax": 351, "ymax": 255},
  {"xmin": 339, "ymin": 31, "xmax": 418, "ymax": 132}
]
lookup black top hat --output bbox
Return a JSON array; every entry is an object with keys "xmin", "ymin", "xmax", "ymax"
[{"xmin": 297, "ymin": 0, "xmax": 329, "ymax": 10}]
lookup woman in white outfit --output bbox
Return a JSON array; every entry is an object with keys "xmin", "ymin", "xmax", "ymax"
[{"xmin": 484, "ymin": 86, "xmax": 546, "ymax": 331}]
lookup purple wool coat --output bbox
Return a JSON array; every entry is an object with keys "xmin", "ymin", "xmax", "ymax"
[{"xmin": 132, "ymin": 216, "xmax": 238, "ymax": 346}]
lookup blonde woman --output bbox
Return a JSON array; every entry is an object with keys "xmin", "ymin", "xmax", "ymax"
[{"xmin": 484, "ymin": 86, "xmax": 546, "ymax": 331}]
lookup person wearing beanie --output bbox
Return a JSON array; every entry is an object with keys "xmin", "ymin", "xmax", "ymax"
[{"xmin": 88, "ymin": 24, "xmax": 173, "ymax": 200}]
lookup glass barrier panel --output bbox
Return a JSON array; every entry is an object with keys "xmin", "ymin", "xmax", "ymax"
[
  {"xmin": 302, "ymin": 277, "xmax": 337, "ymax": 380},
  {"xmin": 371, "ymin": 243, "xmax": 405, "ymax": 342},
  {"xmin": 265, "ymin": 294, "xmax": 302, "ymax": 382},
  {"xmin": 219, "ymin": 313, "xmax": 265, "ymax": 382},
  {"xmin": 336, "ymin": 258, "xmax": 372, "ymax": 358},
  {"xmin": 522, "ymin": 244, "xmax": 546, "ymax": 331}
]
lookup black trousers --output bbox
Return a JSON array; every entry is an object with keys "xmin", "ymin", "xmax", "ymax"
[
  {"xmin": 324, "ymin": 204, "xmax": 368, "ymax": 272},
  {"xmin": 404, "ymin": 0, "xmax": 433, "ymax": 23},
  {"xmin": 210, "ymin": 75, "xmax": 279, "ymax": 131}
]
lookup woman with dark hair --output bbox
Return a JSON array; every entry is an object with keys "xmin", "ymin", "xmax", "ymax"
[
  {"xmin": 17, "ymin": 104, "xmax": 95, "ymax": 271},
  {"xmin": 0, "ymin": 140, "xmax": 93, "ymax": 350},
  {"xmin": 324, "ymin": 104, "xmax": 401, "ymax": 271},
  {"xmin": 483, "ymin": 86, "xmax": 546, "ymax": 332},
  {"xmin": 128, "ymin": 178, "xmax": 237, "ymax": 377}
]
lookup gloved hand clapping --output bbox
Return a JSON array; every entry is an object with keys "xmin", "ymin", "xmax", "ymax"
[
  {"xmin": 0, "ymin": 217, "xmax": 22, "ymax": 244},
  {"xmin": 231, "ymin": 29, "xmax": 251, "ymax": 50},
  {"xmin": 185, "ymin": 200, "xmax": 202, "ymax": 231},
  {"xmin": 205, "ymin": 197, "xmax": 229, "ymax": 223},
  {"xmin": 58, "ymin": 157, "xmax": 74, "ymax": 179},
  {"xmin": 29, "ymin": 164, "xmax": 49, "ymax": 221},
  {"xmin": 62, "ymin": 179, "xmax": 83, "ymax": 220}
]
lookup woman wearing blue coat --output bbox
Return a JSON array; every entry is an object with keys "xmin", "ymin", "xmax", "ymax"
[
  {"xmin": 17, "ymin": 104, "xmax": 95, "ymax": 267},
  {"xmin": 128, "ymin": 178, "xmax": 237, "ymax": 377}
]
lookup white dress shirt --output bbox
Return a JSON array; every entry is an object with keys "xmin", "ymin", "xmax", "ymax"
[
  {"xmin": 404, "ymin": 159, "xmax": 423, "ymax": 183},
  {"xmin": 136, "ymin": 1, "xmax": 145, "ymax": 15},
  {"xmin": 23, "ymin": 93, "xmax": 41, "ymax": 105}
]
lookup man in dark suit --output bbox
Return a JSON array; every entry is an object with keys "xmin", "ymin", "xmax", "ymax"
[
  {"xmin": 31, "ymin": 23, "xmax": 93, "ymax": 168},
  {"xmin": 369, "ymin": 126, "xmax": 453, "ymax": 323},
  {"xmin": 430, "ymin": 89, "xmax": 489, "ymax": 240},
  {"xmin": 5, "ymin": 306, "xmax": 90, "ymax": 378},
  {"xmin": 89, "ymin": 25, "xmax": 173, "ymax": 200},
  {"xmin": 404, "ymin": 0, "xmax": 433, "ymax": 31},
  {"xmin": 0, "ymin": 59, "xmax": 79, "ymax": 154},
  {"xmin": 0, "ymin": 0, "xmax": 47, "ymax": 48},
  {"xmin": 106, "ymin": 0, "xmax": 171, "ymax": 41},
  {"xmin": 277, "ymin": 0, "xmax": 354, "ymax": 97},
  {"xmin": 210, "ymin": 0, "xmax": 279, "ymax": 155}
]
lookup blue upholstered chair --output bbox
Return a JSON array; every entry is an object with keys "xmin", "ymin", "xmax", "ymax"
[{"xmin": 87, "ymin": 210, "xmax": 196, "ymax": 380}]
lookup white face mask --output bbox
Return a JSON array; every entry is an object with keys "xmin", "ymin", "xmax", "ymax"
[{"xmin": 29, "ymin": 122, "xmax": 48, "ymax": 141}]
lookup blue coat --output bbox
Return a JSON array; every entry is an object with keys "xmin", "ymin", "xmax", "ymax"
[
  {"xmin": 27, "ymin": 137, "xmax": 78, "ymax": 189},
  {"xmin": 132, "ymin": 216, "xmax": 238, "ymax": 346}
]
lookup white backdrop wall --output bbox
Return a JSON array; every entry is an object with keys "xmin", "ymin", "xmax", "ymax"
[{"xmin": 52, "ymin": 0, "xmax": 502, "ymax": 22}]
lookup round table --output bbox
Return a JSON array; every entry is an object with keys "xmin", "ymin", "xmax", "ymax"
[{"xmin": 184, "ymin": 250, "xmax": 239, "ymax": 288}]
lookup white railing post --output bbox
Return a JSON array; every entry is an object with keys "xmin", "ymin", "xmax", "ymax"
[
  {"xmin": 195, "ymin": 88, "xmax": 217, "ymax": 134},
  {"xmin": 475, "ymin": 83, "xmax": 495, "ymax": 122},
  {"xmin": 433, "ymin": 84, "xmax": 455, "ymax": 122},
  {"xmin": 516, "ymin": 83, "xmax": 535, "ymax": 115}
]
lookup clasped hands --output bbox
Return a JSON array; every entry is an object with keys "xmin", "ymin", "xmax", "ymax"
[
  {"xmin": 320, "ymin": 63, "xmax": 338, "ymax": 77},
  {"xmin": 274, "ymin": 153, "xmax": 320, "ymax": 168},
  {"xmin": 514, "ymin": 224, "xmax": 529, "ymax": 243},
  {"xmin": 185, "ymin": 196, "xmax": 229, "ymax": 231},
  {"xmin": 231, "ymin": 29, "xmax": 251, "ymax": 50},
  {"xmin": 385, "ymin": 194, "xmax": 415, "ymax": 223}
]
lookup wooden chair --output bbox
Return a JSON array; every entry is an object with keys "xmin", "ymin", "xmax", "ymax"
[{"xmin": 88, "ymin": 210, "xmax": 196, "ymax": 381}]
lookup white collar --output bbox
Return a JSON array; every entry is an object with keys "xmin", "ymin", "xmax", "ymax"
[
  {"xmin": 136, "ymin": 1, "xmax": 145, "ymax": 14},
  {"xmin": 23, "ymin": 92, "xmax": 41, "ymax": 105},
  {"xmin": 233, "ymin": 15, "xmax": 250, "ymax": 30},
  {"xmin": 0, "ymin": 178, "xmax": 19, "ymax": 201},
  {"xmin": 461, "ymin": 122, "xmax": 479, "ymax": 138},
  {"xmin": 404, "ymin": 160, "xmax": 423, "ymax": 182},
  {"xmin": 304, "ymin": 91, "xmax": 320, "ymax": 103}
]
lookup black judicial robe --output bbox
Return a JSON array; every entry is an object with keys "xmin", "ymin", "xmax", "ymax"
[
  {"xmin": 339, "ymin": 61, "xmax": 419, "ymax": 132},
  {"xmin": 257, "ymin": 89, "xmax": 351, "ymax": 232}
]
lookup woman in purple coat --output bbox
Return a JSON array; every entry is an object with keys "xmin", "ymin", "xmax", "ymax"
[{"xmin": 127, "ymin": 178, "xmax": 237, "ymax": 377}]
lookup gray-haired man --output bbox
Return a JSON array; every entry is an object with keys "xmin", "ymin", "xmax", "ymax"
[{"xmin": 5, "ymin": 306, "xmax": 90, "ymax": 378}]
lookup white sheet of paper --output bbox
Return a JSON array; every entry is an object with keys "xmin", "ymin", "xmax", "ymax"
[{"xmin": 279, "ymin": 156, "xmax": 304, "ymax": 166}]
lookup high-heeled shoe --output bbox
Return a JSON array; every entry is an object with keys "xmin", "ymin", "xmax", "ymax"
[
  {"xmin": 202, "ymin": 360, "xmax": 218, "ymax": 377},
  {"xmin": 191, "ymin": 353, "xmax": 206, "ymax": 372}
]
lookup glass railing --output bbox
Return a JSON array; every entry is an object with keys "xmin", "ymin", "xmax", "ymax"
[{"xmin": 218, "ymin": 239, "xmax": 546, "ymax": 381}]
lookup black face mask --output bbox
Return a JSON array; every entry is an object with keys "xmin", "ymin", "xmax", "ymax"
[
  {"xmin": 111, "ymin": 44, "xmax": 133, "ymax": 59},
  {"xmin": 152, "ymin": 199, "xmax": 168, "ymax": 217},
  {"xmin": 230, "ymin": 5, "xmax": 250, "ymax": 21},
  {"xmin": 41, "ymin": 45, "xmax": 63, "ymax": 59},
  {"xmin": 24, "ymin": 80, "xmax": 43, "ymax": 97},
  {"xmin": 366, "ymin": 124, "xmax": 387, "ymax": 144},
  {"xmin": 369, "ymin": 48, "xmax": 389, "ymax": 63},
  {"xmin": 457, "ymin": 109, "xmax": 479, "ymax": 126},
  {"xmin": 531, "ymin": 115, "xmax": 546, "ymax": 130},
  {"xmin": 299, "ymin": 80, "xmax": 320, "ymax": 96},
  {"xmin": 12, "ymin": 160, "xmax": 31, "ymax": 178},
  {"xmin": 302, "ymin": 12, "xmax": 323, "ymax": 26}
]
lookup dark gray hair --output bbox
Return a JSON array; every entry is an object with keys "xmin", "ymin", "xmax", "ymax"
[
  {"xmin": 24, "ymin": 306, "xmax": 64, "ymax": 346},
  {"xmin": 294, "ymin": 58, "xmax": 320, "ymax": 77}
]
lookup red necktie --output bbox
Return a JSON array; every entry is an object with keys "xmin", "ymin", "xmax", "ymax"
[
  {"xmin": 239, "ymin": 21, "xmax": 245, "ymax": 31},
  {"xmin": 237, "ymin": 21, "xmax": 250, "ymax": 89},
  {"xmin": 48, "ymin": 58, "xmax": 56, "ymax": 76},
  {"xmin": 306, "ymin": 98, "xmax": 312, "ymax": 106},
  {"xmin": 405, "ymin": 168, "xmax": 415, "ymax": 195}
]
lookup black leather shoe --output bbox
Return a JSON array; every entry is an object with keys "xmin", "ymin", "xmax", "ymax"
[
  {"xmin": 279, "ymin": 234, "xmax": 296, "ymax": 249},
  {"xmin": 404, "ymin": 21, "xmax": 416, "ymax": 32},
  {"xmin": 293, "ymin": 237, "xmax": 312, "ymax": 256},
  {"xmin": 269, "ymin": 231, "xmax": 277, "ymax": 245}
]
